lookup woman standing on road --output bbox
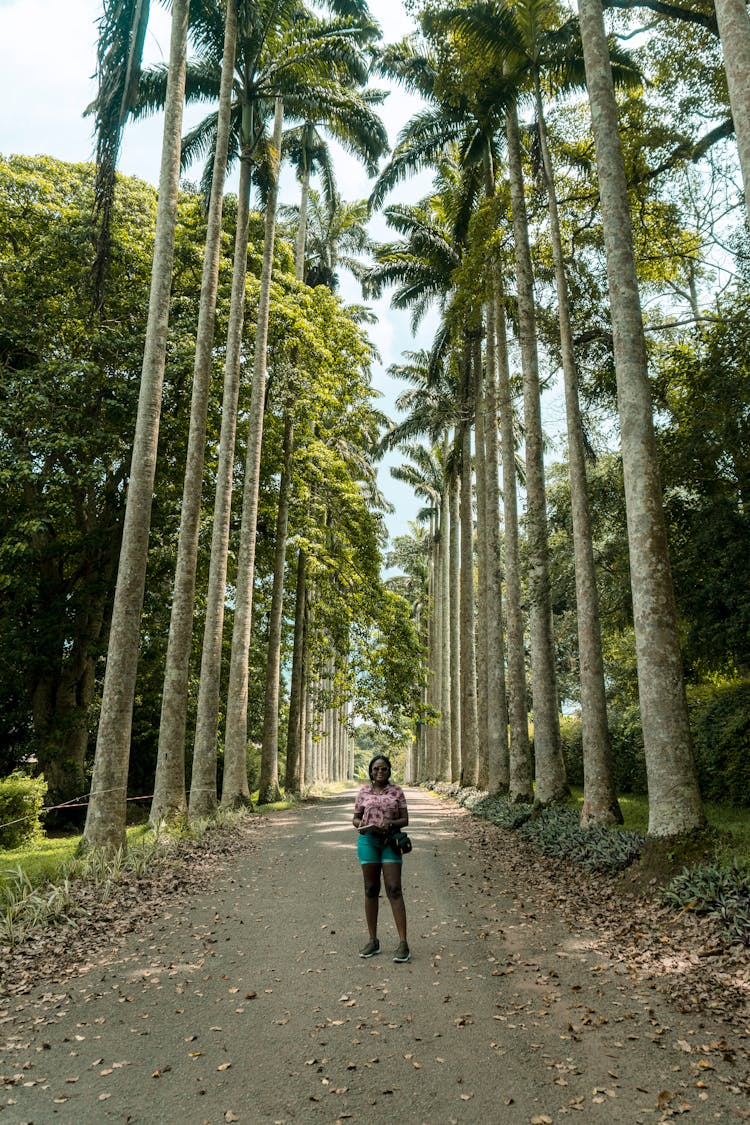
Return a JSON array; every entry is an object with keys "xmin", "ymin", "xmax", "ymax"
[{"xmin": 352, "ymin": 754, "xmax": 410, "ymax": 962}]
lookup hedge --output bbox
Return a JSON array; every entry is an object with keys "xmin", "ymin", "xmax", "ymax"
[
  {"xmin": 0, "ymin": 771, "xmax": 47, "ymax": 848},
  {"xmin": 561, "ymin": 679, "xmax": 750, "ymax": 805}
]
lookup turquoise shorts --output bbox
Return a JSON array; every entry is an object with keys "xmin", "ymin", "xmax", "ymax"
[{"xmin": 357, "ymin": 830, "xmax": 403, "ymax": 865}]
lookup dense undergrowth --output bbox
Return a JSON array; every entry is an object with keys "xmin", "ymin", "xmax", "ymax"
[
  {"xmin": 429, "ymin": 782, "xmax": 750, "ymax": 947},
  {"xmin": 0, "ymin": 807, "xmax": 252, "ymax": 951}
]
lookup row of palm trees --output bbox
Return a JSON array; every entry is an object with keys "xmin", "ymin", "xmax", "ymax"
[
  {"xmin": 83, "ymin": 0, "xmax": 388, "ymax": 849},
  {"xmin": 374, "ymin": 0, "xmax": 749, "ymax": 836},
  {"xmin": 80, "ymin": 0, "xmax": 750, "ymax": 848}
]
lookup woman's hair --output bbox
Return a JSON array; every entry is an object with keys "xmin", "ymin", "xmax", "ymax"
[{"xmin": 368, "ymin": 754, "xmax": 392, "ymax": 780}]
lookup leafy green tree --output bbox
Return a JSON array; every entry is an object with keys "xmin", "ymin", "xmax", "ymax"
[
  {"xmin": 0, "ymin": 155, "xmax": 208, "ymax": 809},
  {"xmin": 654, "ymin": 292, "xmax": 750, "ymax": 675}
]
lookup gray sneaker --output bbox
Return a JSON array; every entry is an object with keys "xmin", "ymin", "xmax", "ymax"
[
  {"xmin": 393, "ymin": 940, "xmax": 410, "ymax": 963},
  {"xmin": 359, "ymin": 937, "xmax": 380, "ymax": 958}
]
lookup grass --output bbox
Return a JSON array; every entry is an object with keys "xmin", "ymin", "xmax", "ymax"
[
  {"xmin": 569, "ymin": 788, "xmax": 750, "ymax": 867},
  {"xmin": 0, "ymin": 824, "xmax": 151, "ymax": 889}
]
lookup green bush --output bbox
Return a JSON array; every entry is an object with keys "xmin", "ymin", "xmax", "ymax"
[
  {"xmin": 560, "ymin": 716, "xmax": 584, "ymax": 787},
  {"xmin": 662, "ymin": 860, "xmax": 750, "ymax": 946},
  {"xmin": 0, "ymin": 772, "xmax": 47, "ymax": 848},
  {"xmin": 608, "ymin": 704, "xmax": 648, "ymax": 795},
  {"xmin": 689, "ymin": 682, "xmax": 750, "ymax": 806},
  {"xmin": 518, "ymin": 806, "xmax": 644, "ymax": 872},
  {"xmin": 561, "ymin": 708, "xmax": 647, "ymax": 796}
]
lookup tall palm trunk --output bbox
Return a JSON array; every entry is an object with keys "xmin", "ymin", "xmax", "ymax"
[
  {"xmin": 494, "ymin": 280, "xmax": 533, "ymax": 802},
  {"xmin": 713, "ymin": 0, "xmax": 750, "ymax": 217},
  {"xmin": 483, "ymin": 293, "xmax": 510, "ymax": 793},
  {"xmin": 505, "ymin": 99, "xmax": 567, "ymax": 806},
  {"xmin": 222, "ymin": 98, "xmax": 285, "ymax": 806},
  {"xmin": 473, "ymin": 332, "xmax": 490, "ymax": 790},
  {"xmin": 304, "ymin": 669, "xmax": 315, "ymax": 788},
  {"xmin": 459, "ymin": 344, "xmax": 478, "ymax": 786},
  {"xmin": 83, "ymin": 0, "xmax": 190, "ymax": 852},
  {"xmin": 577, "ymin": 0, "xmax": 704, "ymax": 836},
  {"xmin": 284, "ymin": 548, "xmax": 307, "ymax": 794},
  {"xmin": 257, "ymin": 413, "xmax": 294, "ymax": 803},
  {"xmin": 151, "ymin": 0, "xmax": 238, "ymax": 825},
  {"xmin": 434, "ymin": 514, "xmax": 447, "ymax": 779},
  {"xmin": 533, "ymin": 76, "xmax": 621, "ymax": 826},
  {"xmin": 425, "ymin": 512, "xmax": 438, "ymax": 778},
  {"xmin": 438, "ymin": 468, "xmax": 452, "ymax": 779},
  {"xmin": 295, "ymin": 138, "xmax": 312, "ymax": 281},
  {"xmin": 189, "ymin": 133, "xmax": 254, "ymax": 819},
  {"xmin": 449, "ymin": 466, "xmax": 461, "ymax": 782}
]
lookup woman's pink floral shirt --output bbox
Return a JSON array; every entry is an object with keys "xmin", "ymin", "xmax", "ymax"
[{"xmin": 354, "ymin": 782, "xmax": 407, "ymax": 828}]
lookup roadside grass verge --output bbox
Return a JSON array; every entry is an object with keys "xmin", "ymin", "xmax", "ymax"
[{"xmin": 0, "ymin": 808, "xmax": 255, "ymax": 951}]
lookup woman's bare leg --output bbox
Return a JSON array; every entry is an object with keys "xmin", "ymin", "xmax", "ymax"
[
  {"xmin": 383, "ymin": 863, "xmax": 407, "ymax": 942},
  {"xmin": 362, "ymin": 862, "xmax": 381, "ymax": 939}
]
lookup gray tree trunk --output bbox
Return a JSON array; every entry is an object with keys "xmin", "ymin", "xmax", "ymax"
[
  {"xmin": 494, "ymin": 281, "xmax": 533, "ymax": 802},
  {"xmin": 189, "ymin": 145, "xmax": 254, "ymax": 820},
  {"xmin": 83, "ymin": 0, "xmax": 190, "ymax": 852},
  {"xmin": 714, "ymin": 0, "xmax": 750, "ymax": 217},
  {"xmin": 151, "ymin": 0, "xmax": 238, "ymax": 826},
  {"xmin": 473, "ymin": 331, "xmax": 490, "ymax": 790},
  {"xmin": 222, "ymin": 99, "xmax": 285, "ymax": 807},
  {"xmin": 296, "ymin": 154, "xmax": 311, "ymax": 282},
  {"xmin": 438, "ymin": 470, "xmax": 452, "ymax": 779},
  {"xmin": 483, "ymin": 290, "xmax": 510, "ymax": 794},
  {"xmin": 284, "ymin": 548, "xmax": 307, "ymax": 794},
  {"xmin": 505, "ymin": 101, "xmax": 567, "ymax": 806},
  {"xmin": 577, "ymin": 0, "xmax": 704, "ymax": 835},
  {"xmin": 533, "ymin": 77, "xmax": 621, "ymax": 826},
  {"xmin": 258, "ymin": 413, "xmax": 294, "ymax": 803},
  {"xmin": 449, "ymin": 468, "xmax": 461, "ymax": 782},
  {"xmin": 459, "ymin": 346, "xmax": 478, "ymax": 786},
  {"xmin": 426, "ymin": 512, "xmax": 438, "ymax": 778}
]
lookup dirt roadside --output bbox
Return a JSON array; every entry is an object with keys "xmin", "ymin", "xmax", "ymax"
[{"xmin": 1, "ymin": 788, "xmax": 749, "ymax": 1125}]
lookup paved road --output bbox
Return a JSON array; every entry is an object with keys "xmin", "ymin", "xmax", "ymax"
[{"xmin": 1, "ymin": 789, "xmax": 747, "ymax": 1124}]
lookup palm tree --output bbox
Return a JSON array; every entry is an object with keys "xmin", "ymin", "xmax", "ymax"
[
  {"xmin": 577, "ymin": 0, "xmax": 704, "ymax": 836},
  {"xmin": 223, "ymin": 96, "xmax": 285, "ymax": 806},
  {"xmin": 390, "ymin": 444, "xmax": 444, "ymax": 777},
  {"xmin": 89, "ymin": 0, "xmax": 151, "ymax": 310},
  {"xmin": 428, "ymin": 0, "xmax": 629, "ymax": 819},
  {"xmin": 713, "ymin": 0, "xmax": 750, "ymax": 217},
  {"xmin": 83, "ymin": 0, "xmax": 190, "ymax": 852},
  {"xmin": 151, "ymin": 0, "xmax": 239, "ymax": 826},
  {"xmin": 366, "ymin": 187, "xmax": 468, "ymax": 780},
  {"xmin": 131, "ymin": 0, "xmax": 385, "ymax": 811},
  {"xmin": 382, "ymin": 352, "xmax": 460, "ymax": 780}
]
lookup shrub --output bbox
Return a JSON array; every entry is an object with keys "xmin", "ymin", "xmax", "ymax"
[
  {"xmin": 518, "ymin": 806, "xmax": 644, "ymax": 872},
  {"xmin": 662, "ymin": 861, "xmax": 750, "ymax": 946},
  {"xmin": 0, "ymin": 772, "xmax": 47, "ymax": 849},
  {"xmin": 689, "ymin": 681, "xmax": 750, "ymax": 806},
  {"xmin": 608, "ymin": 704, "xmax": 649, "ymax": 795},
  {"xmin": 559, "ymin": 716, "xmax": 583, "ymax": 787}
]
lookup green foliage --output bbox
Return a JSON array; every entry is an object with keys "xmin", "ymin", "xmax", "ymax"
[
  {"xmin": 0, "ymin": 772, "xmax": 47, "ymax": 849},
  {"xmin": 517, "ymin": 807, "xmax": 644, "ymax": 873},
  {"xmin": 662, "ymin": 861, "xmax": 750, "ymax": 947},
  {"xmin": 352, "ymin": 722, "xmax": 401, "ymax": 779},
  {"xmin": 689, "ymin": 682, "xmax": 750, "ymax": 806},
  {"xmin": 654, "ymin": 294, "xmax": 750, "ymax": 677},
  {"xmin": 463, "ymin": 792, "xmax": 534, "ymax": 830},
  {"xmin": 559, "ymin": 715, "xmax": 584, "ymax": 787}
]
